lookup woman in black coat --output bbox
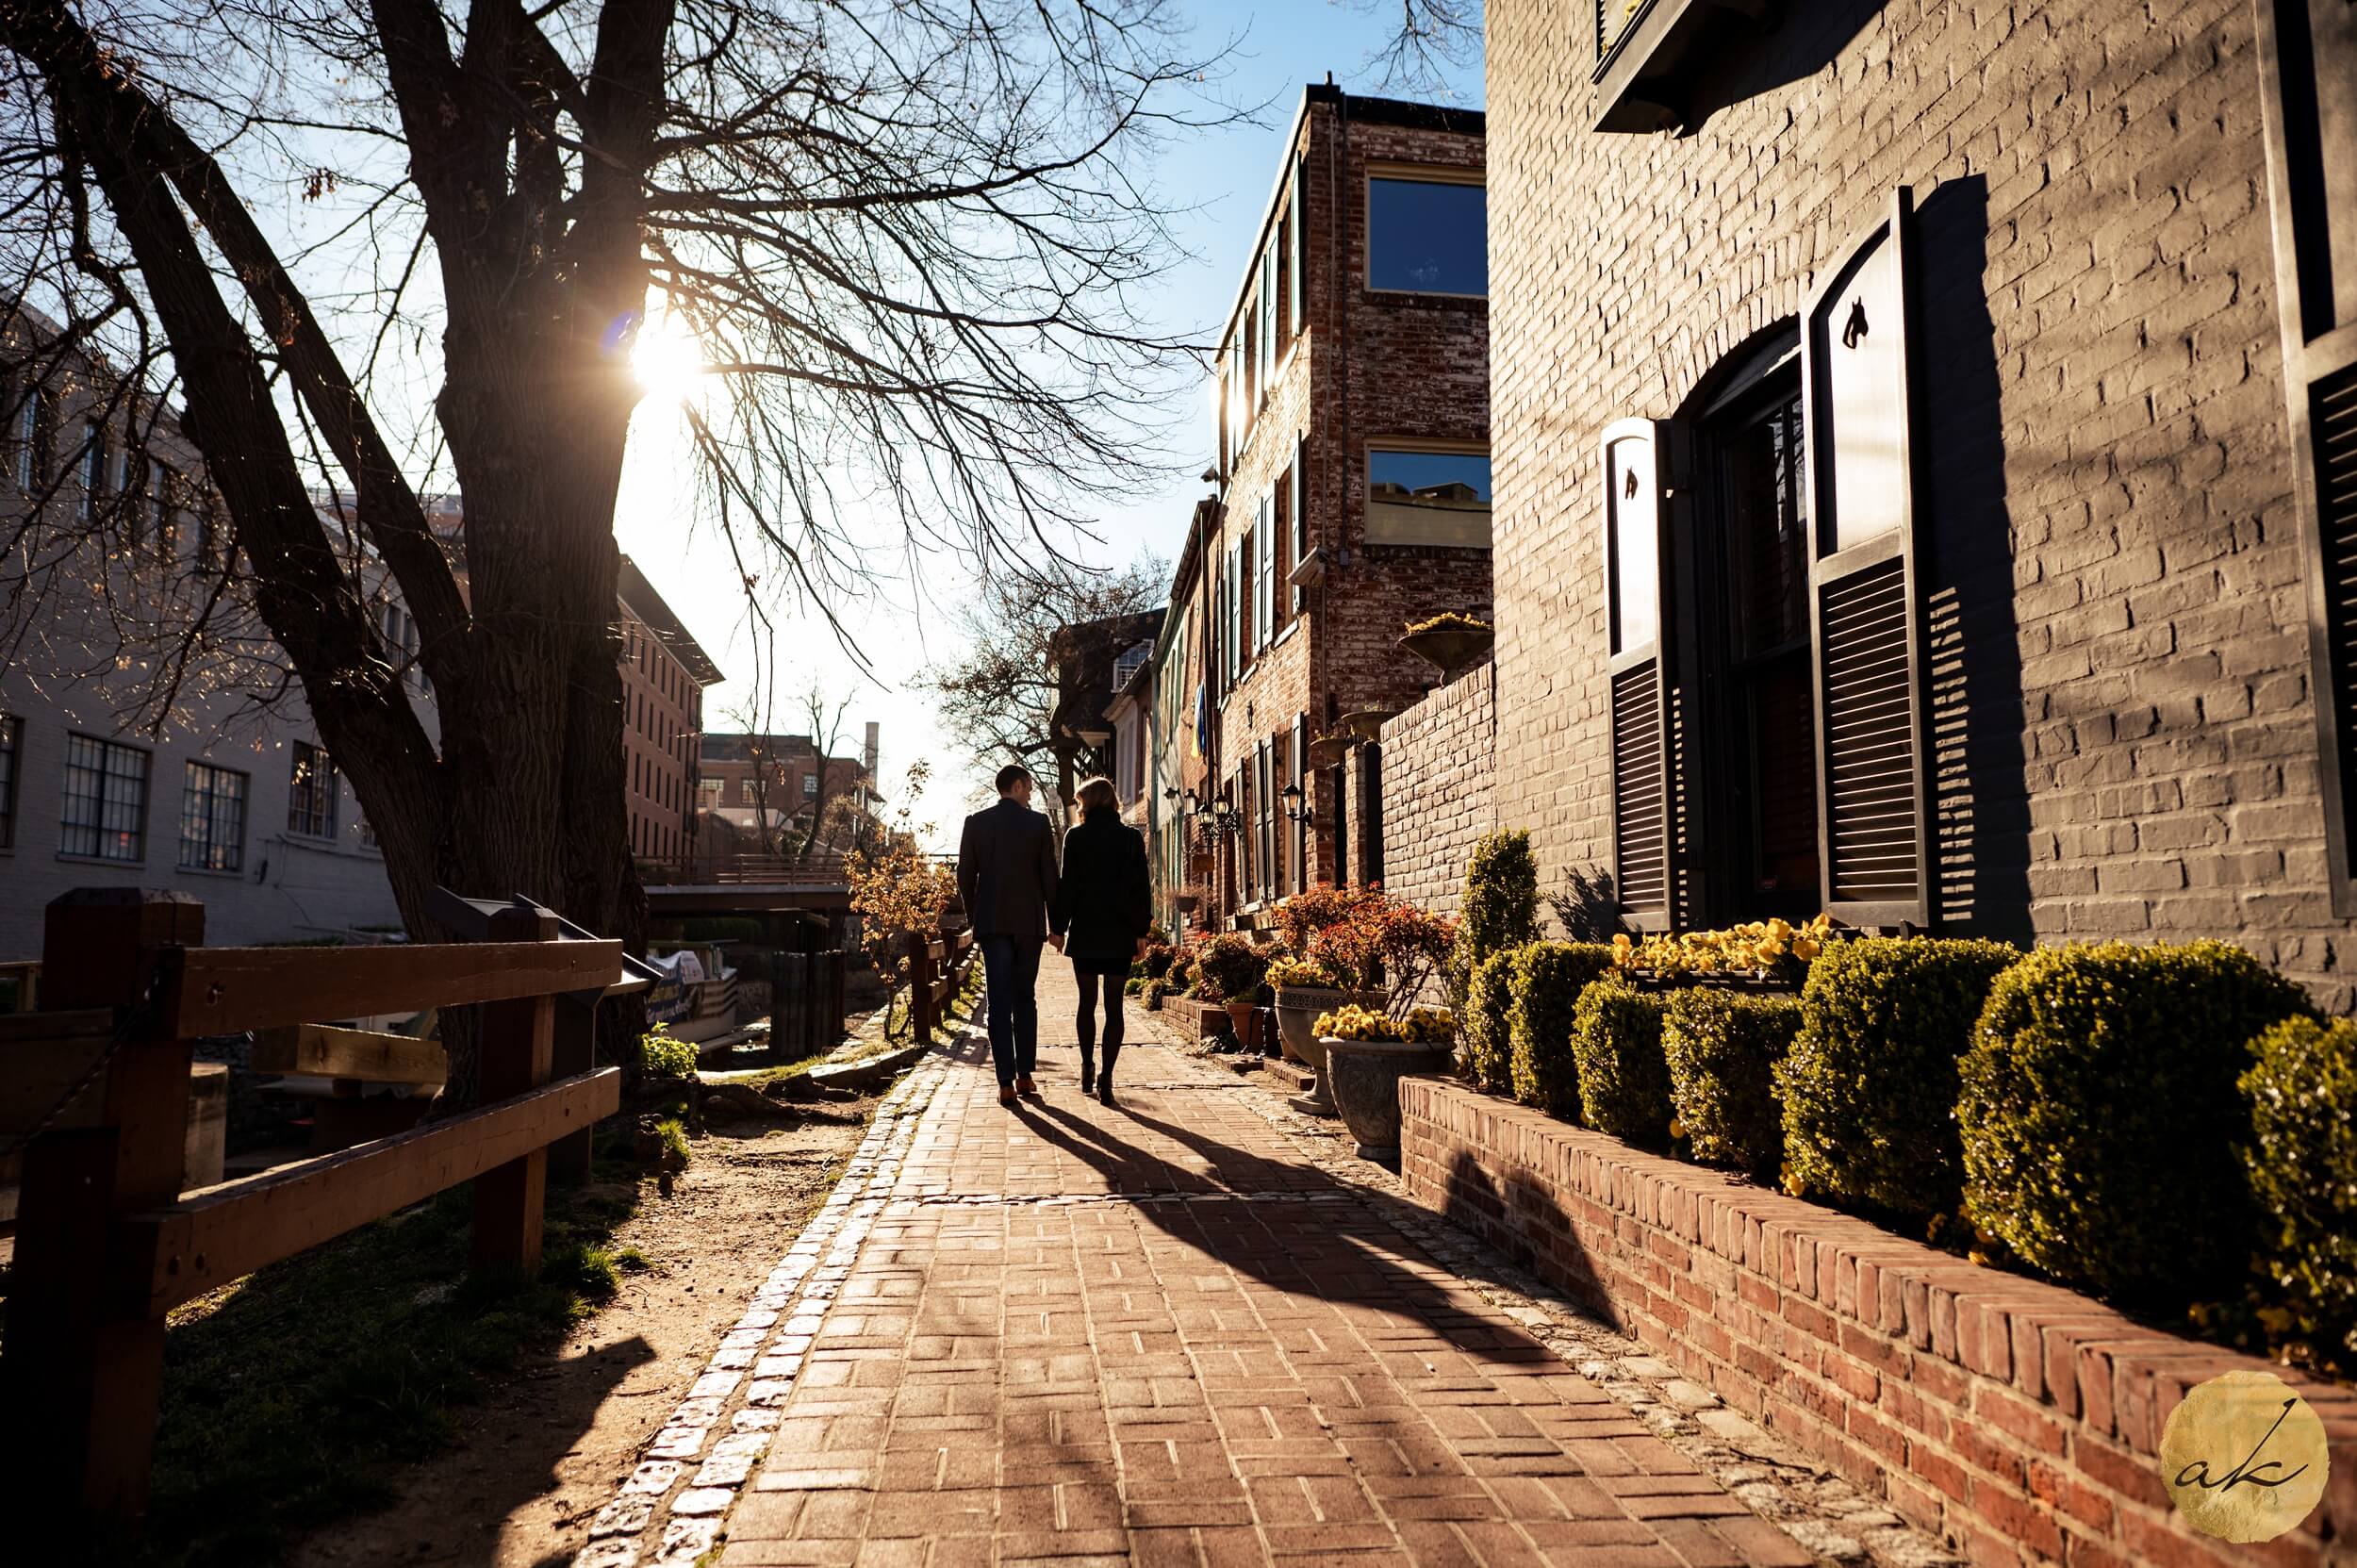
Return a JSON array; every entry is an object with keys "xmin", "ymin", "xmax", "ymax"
[{"xmin": 1049, "ymin": 775, "xmax": 1152, "ymax": 1105}]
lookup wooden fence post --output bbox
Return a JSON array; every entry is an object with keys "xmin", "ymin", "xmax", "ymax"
[
  {"xmin": 910, "ymin": 933, "xmax": 937, "ymax": 1043},
  {"xmin": 473, "ymin": 902, "xmax": 557, "ymax": 1276},
  {"xmin": 822, "ymin": 949, "xmax": 847, "ymax": 1047},
  {"xmin": 7, "ymin": 888, "xmax": 204, "ymax": 1516}
]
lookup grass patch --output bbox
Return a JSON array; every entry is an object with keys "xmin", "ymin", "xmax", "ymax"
[{"xmin": 74, "ymin": 1165, "xmax": 649, "ymax": 1567}]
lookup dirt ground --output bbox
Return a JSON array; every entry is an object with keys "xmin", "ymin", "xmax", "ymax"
[{"xmin": 287, "ymin": 1097, "xmax": 877, "ymax": 1568}]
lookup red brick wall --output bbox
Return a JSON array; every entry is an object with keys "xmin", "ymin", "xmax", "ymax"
[{"xmin": 1400, "ymin": 1078, "xmax": 2357, "ymax": 1568}]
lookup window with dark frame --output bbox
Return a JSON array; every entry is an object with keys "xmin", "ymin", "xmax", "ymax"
[
  {"xmin": 1365, "ymin": 448, "xmax": 1493, "ymax": 547},
  {"xmin": 0, "ymin": 714, "xmax": 19, "ymax": 850},
  {"xmin": 60, "ymin": 734, "xmax": 149, "ymax": 861},
  {"xmin": 1290, "ymin": 716, "xmax": 1309, "ymax": 893},
  {"xmin": 178, "ymin": 762, "xmax": 249, "ymax": 872},
  {"xmin": 287, "ymin": 741, "xmax": 338, "ymax": 838},
  {"xmin": 1367, "ymin": 175, "xmax": 1488, "ymax": 296}
]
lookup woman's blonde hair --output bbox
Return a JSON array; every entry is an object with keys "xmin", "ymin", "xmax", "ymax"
[{"xmin": 1076, "ymin": 776, "xmax": 1120, "ymax": 813}]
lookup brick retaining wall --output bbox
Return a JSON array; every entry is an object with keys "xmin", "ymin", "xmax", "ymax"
[{"xmin": 1400, "ymin": 1077, "xmax": 2357, "ymax": 1568}]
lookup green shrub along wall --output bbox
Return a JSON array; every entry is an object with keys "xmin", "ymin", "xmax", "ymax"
[
  {"xmin": 1774, "ymin": 936, "xmax": 2020, "ymax": 1221},
  {"xmin": 1959, "ymin": 939, "xmax": 2316, "ymax": 1305},
  {"xmin": 2241, "ymin": 1016, "xmax": 2357, "ymax": 1374},
  {"xmin": 1661, "ymin": 990, "xmax": 1799, "ymax": 1179},
  {"xmin": 1461, "ymin": 947, "xmax": 1522, "ymax": 1095},
  {"xmin": 1507, "ymin": 941, "xmax": 1615, "ymax": 1118},
  {"xmin": 1567, "ymin": 978, "xmax": 1673, "ymax": 1147},
  {"xmin": 1460, "ymin": 832, "xmax": 1541, "ymax": 967}
]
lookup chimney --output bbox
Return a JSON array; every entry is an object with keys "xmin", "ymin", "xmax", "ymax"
[{"xmin": 863, "ymin": 720, "xmax": 880, "ymax": 782}]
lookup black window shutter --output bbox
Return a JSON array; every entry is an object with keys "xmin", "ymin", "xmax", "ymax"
[
  {"xmin": 1601, "ymin": 417, "xmax": 1680, "ymax": 930},
  {"xmin": 1802, "ymin": 188, "xmax": 1931, "ymax": 927},
  {"xmin": 2257, "ymin": 0, "xmax": 2357, "ymax": 913}
]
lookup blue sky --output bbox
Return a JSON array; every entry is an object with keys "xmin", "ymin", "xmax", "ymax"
[{"xmin": 611, "ymin": 3, "xmax": 1484, "ymax": 838}]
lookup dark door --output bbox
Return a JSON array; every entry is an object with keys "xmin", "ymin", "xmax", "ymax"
[{"xmin": 1702, "ymin": 367, "xmax": 1821, "ymax": 920}]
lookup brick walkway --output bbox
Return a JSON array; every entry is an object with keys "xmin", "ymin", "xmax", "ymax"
[{"xmin": 714, "ymin": 964, "xmax": 1822, "ymax": 1568}]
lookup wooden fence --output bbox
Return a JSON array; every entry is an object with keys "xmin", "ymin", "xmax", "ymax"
[
  {"xmin": 0, "ymin": 887, "xmax": 635, "ymax": 1518},
  {"xmin": 910, "ymin": 929, "xmax": 976, "ymax": 1041}
]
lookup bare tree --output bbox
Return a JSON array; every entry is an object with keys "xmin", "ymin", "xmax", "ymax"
[
  {"xmin": 793, "ymin": 682, "xmax": 857, "ymax": 861},
  {"xmin": 0, "ymin": 0, "xmax": 1228, "ymax": 1094},
  {"xmin": 924, "ymin": 555, "xmax": 1164, "ymax": 819},
  {"xmin": 1353, "ymin": 0, "xmax": 1483, "ymax": 93}
]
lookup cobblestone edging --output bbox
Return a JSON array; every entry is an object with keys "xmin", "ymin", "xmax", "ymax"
[
  {"xmin": 1140, "ymin": 1022, "xmax": 1964, "ymax": 1568},
  {"xmin": 569, "ymin": 1035, "xmax": 962, "ymax": 1568}
]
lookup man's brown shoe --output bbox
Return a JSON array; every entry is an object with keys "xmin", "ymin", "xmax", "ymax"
[
  {"xmin": 1016, "ymin": 1074, "xmax": 1039, "ymax": 1098},
  {"xmin": 999, "ymin": 1084, "xmax": 1018, "ymax": 1108}
]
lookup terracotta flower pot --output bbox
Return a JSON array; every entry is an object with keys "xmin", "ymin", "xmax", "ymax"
[
  {"xmin": 1322, "ymin": 1035, "xmax": 1455, "ymax": 1160},
  {"xmin": 1224, "ymin": 1000, "xmax": 1264, "ymax": 1049}
]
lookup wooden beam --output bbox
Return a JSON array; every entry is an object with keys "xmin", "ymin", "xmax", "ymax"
[
  {"xmin": 250, "ymin": 1023, "xmax": 448, "ymax": 1087},
  {"xmin": 0, "ymin": 1029, "xmax": 115, "ymax": 1135},
  {"xmin": 121, "ymin": 1067, "xmax": 620, "ymax": 1313},
  {"xmin": 160, "ymin": 941, "xmax": 622, "ymax": 1038}
]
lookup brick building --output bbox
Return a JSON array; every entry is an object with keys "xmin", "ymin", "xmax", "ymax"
[
  {"xmin": 697, "ymin": 724, "xmax": 877, "ymax": 854},
  {"xmin": 617, "ymin": 556, "xmax": 722, "ymax": 864},
  {"xmin": 1148, "ymin": 85, "xmax": 1495, "ymax": 933},
  {"xmin": 1454, "ymin": 0, "xmax": 2357, "ymax": 1005}
]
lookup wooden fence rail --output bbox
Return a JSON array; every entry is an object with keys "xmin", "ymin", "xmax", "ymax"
[
  {"xmin": 0, "ymin": 887, "xmax": 636, "ymax": 1519},
  {"xmin": 909, "ymin": 929, "xmax": 975, "ymax": 1041}
]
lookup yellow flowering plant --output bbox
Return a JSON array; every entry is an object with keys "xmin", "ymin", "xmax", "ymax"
[
  {"xmin": 1313, "ymin": 1003, "xmax": 1411, "ymax": 1042},
  {"xmin": 1609, "ymin": 914, "xmax": 1837, "ymax": 976},
  {"xmin": 1403, "ymin": 1006, "xmax": 1458, "ymax": 1042}
]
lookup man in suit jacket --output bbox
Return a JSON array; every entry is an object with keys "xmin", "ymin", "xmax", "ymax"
[{"xmin": 958, "ymin": 763, "xmax": 1062, "ymax": 1105}]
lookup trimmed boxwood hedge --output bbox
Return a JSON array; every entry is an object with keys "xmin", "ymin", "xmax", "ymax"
[
  {"xmin": 1462, "ymin": 947, "xmax": 1523, "ymax": 1095},
  {"xmin": 1662, "ymin": 989, "xmax": 1800, "ymax": 1178},
  {"xmin": 2241, "ymin": 1015, "xmax": 2357, "ymax": 1373},
  {"xmin": 1776, "ymin": 935, "xmax": 2020, "ymax": 1220},
  {"xmin": 1508, "ymin": 941, "xmax": 1616, "ymax": 1118},
  {"xmin": 1569, "ymin": 978, "xmax": 1674, "ymax": 1147},
  {"xmin": 1959, "ymin": 939, "xmax": 2316, "ymax": 1304}
]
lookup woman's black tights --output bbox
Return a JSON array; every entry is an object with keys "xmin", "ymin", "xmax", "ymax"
[{"xmin": 1075, "ymin": 969, "xmax": 1124, "ymax": 1084}]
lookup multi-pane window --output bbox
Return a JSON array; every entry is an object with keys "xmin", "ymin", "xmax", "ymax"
[
  {"xmin": 60, "ymin": 734, "xmax": 149, "ymax": 861},
  {"xmin": 1367, "ymin": 175, "xmax": 1488, "ymax": 296},
  {"xmin": 802, "ymin": 772, "xmax": 818, "ymax": 798},
  {"xmin": 178, "ymin": 762, "xmax": 248, "ymax": 872},
  {"xmin": 288, "ymin": 741, "xmax": 338, "ymax": 838},
  {"xmin": 0, "ymin": 714, "xmax": 19, "ymax": 850},
  {"xmin": 11, "ymin": 393, "xmax": 37, "ymax": 490},
  {"xmin": 1256, "ymin": 741, "xmax": 1276, "ymax": 900},
  {"xmin": 358, "ymin": 814, "xmax": 378, "ymax": 850}
]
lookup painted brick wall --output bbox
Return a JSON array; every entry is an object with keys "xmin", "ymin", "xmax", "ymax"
[
  {"xmin": 1401, "ymin": 1078, "xmax": 2357, "ymax": 1568},
  {"xmin": 1486, "ymin": 0, "xmax": 2350, "ymax": 1000},
  {"xmin": 1378, "ymin": 657, "xmax": 1497, "ymax": 917}
]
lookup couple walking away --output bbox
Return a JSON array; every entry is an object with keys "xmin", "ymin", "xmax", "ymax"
[{"xmin": 957, "ymin": 763, "xmax": 1151, "ymax": 1110}]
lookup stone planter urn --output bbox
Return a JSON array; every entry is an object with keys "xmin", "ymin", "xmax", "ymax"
[
  {"xmin": 1398, "ymin": 624, "xmax": 1494, "ymax": 682},
  {"xmin": 1272, "ymin": 986, "xmax": 1384, "ymax": 1067},
  {"xmin": 1321, "ymin": 1035, "xmax": 1455, "ymax": 1161}
]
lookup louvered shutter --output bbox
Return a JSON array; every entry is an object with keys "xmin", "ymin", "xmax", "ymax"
[
  {"xmin": 1802, "ymin": 189, "xmax": 1930, "ymax": 926},
  {"xmin": 2257, "ymin": 0, "xmax": 2357, "ymax": 912},
  {"xmin": 1601, "ymin": 417, "xmax": 1677, "ymax": 929}
]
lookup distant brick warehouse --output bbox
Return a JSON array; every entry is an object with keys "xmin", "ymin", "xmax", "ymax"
[
  {"xmin": 1474, "ymin": 0, "xmax": 2357, "ymax": 1004},
  {"xmin": 1147, "ymin": 86, "xmax": 1495, "ymax": 934}
]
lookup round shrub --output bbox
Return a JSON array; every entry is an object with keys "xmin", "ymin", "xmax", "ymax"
[
  {"xmin": 1508, "ymin": 941, "xmax": 1616, "ymax": 1118},
  {"xmin": 2241, "ymin": 1016, "xmax": 2357, "ymax": 1372},
  {"xmin": 1663, "ymin": 989, "xmax": 1801, "ymax": 1178},
  {"xmin": 1958, "ymin": 940, "xmax": 2316, "ymax": 1304},
  {"xmin": 1776, "ymin": 935, "xmax": 2019, "ymax": 1220},
  {"xmin": 1570, "ymin": 977, "xmax": 1673, "ymax": 1146},
  {"xmin": 1462, "ymin": 947, "xmax": 1523, "ymax": 1094},
  {"xmin": 1194, "ymin": 933, "xmax": 1266, "ymax": 1002}
]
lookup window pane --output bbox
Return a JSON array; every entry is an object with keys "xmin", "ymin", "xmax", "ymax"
[
  {"xmin": 1366, "ymin": 449, "xmax": 1492, "ymax": 547},
  {"xmin": 288, "ymin": 742, "xmax": 338, "ymax": 837},
  {"xmin": 61, "ymin": 734, "xmax": 147, "ymax": 860},
  {"xmin": 1368, "ymin": 178, "xmax": 1487, "ymax": 295},
  {"xmin": 180, "ymin": 762, "xmax": 247, "ymax": 872}
]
